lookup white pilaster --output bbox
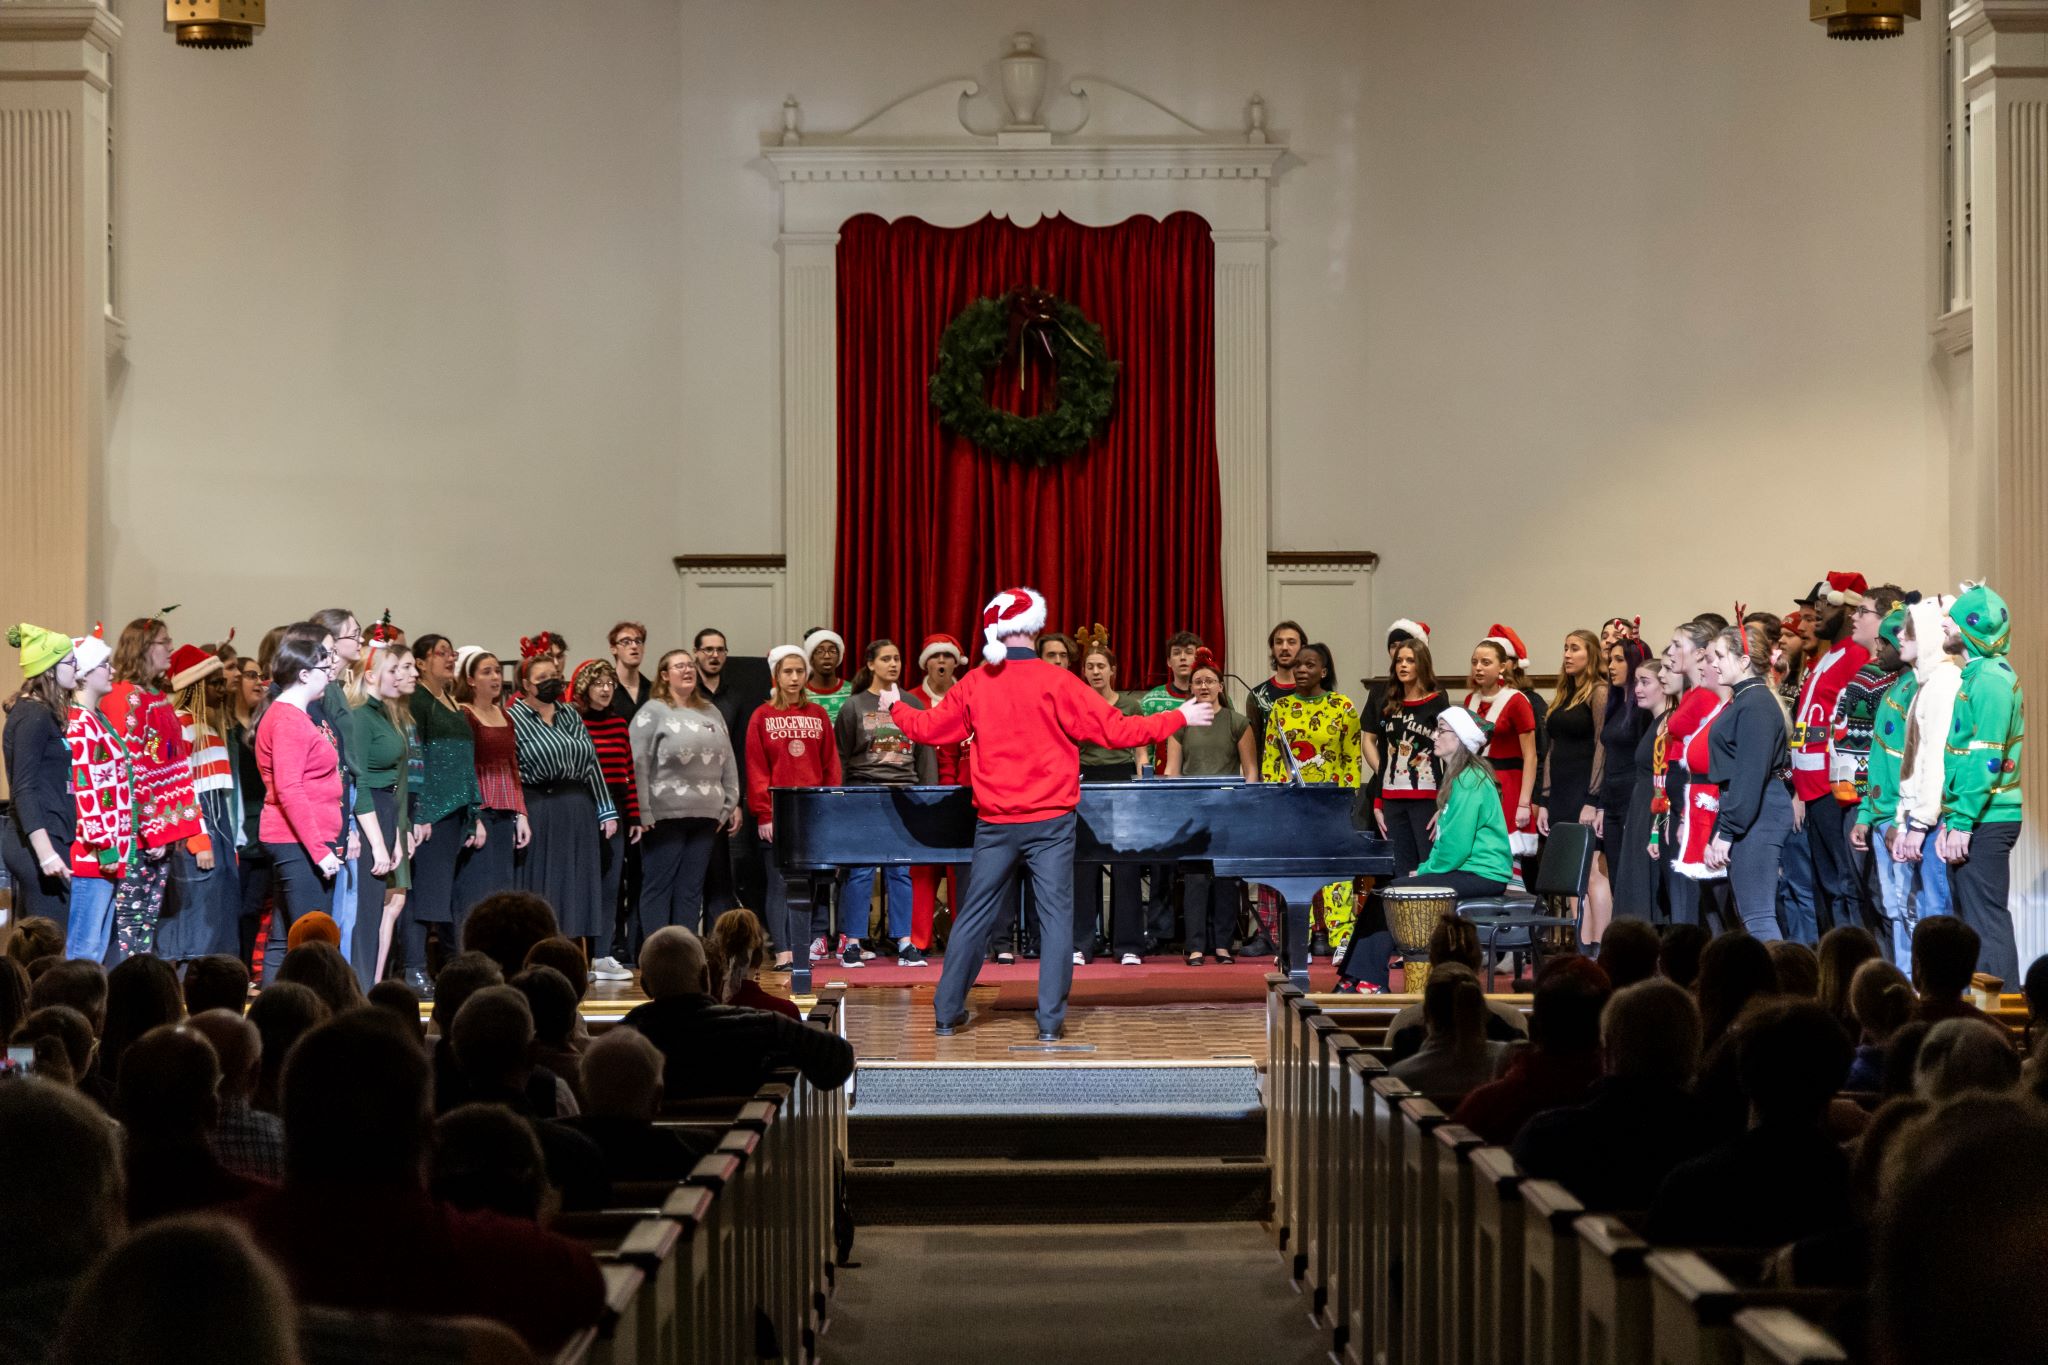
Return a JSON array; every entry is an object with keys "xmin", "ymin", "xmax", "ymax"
[
  {"xmin": 0, "ymin": 0, "xmax": 119, "ymax": 716},
  {"xmin": 1952, "ymin": 0, "xmax": 2048, "ymax": 967},
  {"xmin": 778, "ymin": 231, "xmax": 838, "ymax": 635},
  {"xmin": 1214, "ymin": 229, "xmax": 1272, "ymax": 687}
]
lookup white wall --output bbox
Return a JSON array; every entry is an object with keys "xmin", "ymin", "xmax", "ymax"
[{"xmin": 104, "ymin": 0, "xmax": 1952, "ymax": 667}]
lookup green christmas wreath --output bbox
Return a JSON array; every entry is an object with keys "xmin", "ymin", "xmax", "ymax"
[{"xmin": 928, "ymin": 288, "xmax": 1118, "ymax": 465}]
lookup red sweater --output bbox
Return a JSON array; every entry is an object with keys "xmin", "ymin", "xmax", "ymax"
[
  {"xmin": 1791, "ymin": 640, "xmax": 1870, "ymax": 801},
  {"xmin": 256, "ymin": 702, "xmax": 345, "ymax": 860},
  {"xmin": 580, "ymin": 708, "xmax": 641, "ymax": 825},
  {"xmin": 744, "ymin": 702, "xmax": 841, "ymax": 826},
  {"xmin": 890, "ymin": 652, "xmax": 1187, "ymax": 823},
  {"xmin": 912, "ymin": 681, "xmax": 965, "ymax": 782}
]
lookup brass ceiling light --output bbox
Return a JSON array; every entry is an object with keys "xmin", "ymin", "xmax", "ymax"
[
  {"xmin": 166, "ymin": 0, "xmax": 265, "ymax": 49},
  {"xmin": 1809, "ymin": 0, "xmax": 1920, "ymax": 39}
]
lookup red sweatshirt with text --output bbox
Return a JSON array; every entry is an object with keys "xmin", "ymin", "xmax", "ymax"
[
  {"xmin": 745, "ymin": 701, "xmax": 842, "ymax": 827},
  {"xmin": 889, "ymin": 651, "xmax": 1187, "ymax": 824}
]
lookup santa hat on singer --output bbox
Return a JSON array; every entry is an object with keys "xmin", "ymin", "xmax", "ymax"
[
  {"xmin": 979, "ymin": 588, "xmax": 1048, "ymax": 665},
  {"xmin": 1484, "ymin": 623, "xmax": 1529, "ymax": 664}
]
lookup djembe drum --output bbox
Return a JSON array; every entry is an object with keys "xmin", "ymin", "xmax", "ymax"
[{"xmin": 1382, "ymin": 885, "xmax": 1459, "ymax": 992}]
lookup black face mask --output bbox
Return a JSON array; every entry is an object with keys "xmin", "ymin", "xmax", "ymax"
[{"xmin": 534, "ymin": 678, "xmax": 566, "ymax": 704}]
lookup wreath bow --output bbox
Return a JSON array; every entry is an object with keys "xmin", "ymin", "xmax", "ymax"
[{"xmin": 1003, "ymin": 287, "xmax": 1094, "ymax": 389}]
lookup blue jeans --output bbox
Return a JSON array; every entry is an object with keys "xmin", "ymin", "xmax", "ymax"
[
  {"xmin": 66, "ymin": 876, "xmax": 117, "ymax": 960},
  {"xmin": 1777, "ymin": 818, "xmax": 1818, "ymax": 943},
  {"xmin": 844, "ymin": 865, "xmax": 914, "ymax": 941},
  {"xmin": 1872, "ymin": 822, "xmax": 1952, "ymax": 971}
]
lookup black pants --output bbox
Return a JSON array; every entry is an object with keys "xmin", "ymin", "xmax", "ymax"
[
  {"xmin": 639, "ymin": 818, "xmax": 718, "ymax": 938},
  {"xmin": 1180, "ymin": 872, "xmax": 1242, "ymax": 955},
  {"xmin": 261, "ymin": 840, "xmax": 333, "ymax": 986},
  {"xmin": 991, "ymin": 877, "xmax": 1040, "ymax": 951},
  {"xmin": 1950, "ymin": 820, "xmax": 2021, "ymax": 984},
  {"xmin": 1805, "ymin": 797, "xmax": 1862, "ymax": 934},
  {"xmin": 350, "ymin": 787, "xmax": 402, "ymax": 990},
  {"xmin": 400, "ymin": 810, "xmax": 464, "ymax": 977},
  {"xmin": 1338, "ymin": 870, "xmax": 1507, "ymax": 987},
  {"xmin": 236, "ymin": 842, "xmax": 274, "ymax": 968},
  {"xmin": 1380, "ymin": 800, "xmax": 1435, "ymax": 877},
  {"xmin": 1074, "ymin": 862, "xmax": 1144, "ymax": 957},
  {"xmin": 1, "ymin": 819, "xmax": 70, "ymax": 923},
  {"xmin": 934, "ymin": 814, "xmax": 1079, "ymax": 1034},
  {"xmin": 453, "ymin": 809, "xmax": 519, "ymax": 926}
]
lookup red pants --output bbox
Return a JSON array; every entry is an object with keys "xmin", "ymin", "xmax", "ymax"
[{"xmin": 910, "ymin": 865, "xmax": 962, "ymax": 950}]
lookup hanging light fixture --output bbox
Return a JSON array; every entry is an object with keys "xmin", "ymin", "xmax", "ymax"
[
  {"xmin": 1809, "ymin": 0, "xmax": 1920, "ymax": 39},
  {"xmin": 165, "ymin": 0, "xmax": 265, "ymax": 49}
]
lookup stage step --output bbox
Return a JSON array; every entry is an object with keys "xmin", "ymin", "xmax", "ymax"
[
  {"xmin": 848, "ymin": 1155, "xmax": 1272, "ymax": 1226},
  {"xmin": 851, "ymin": 1111, "xmax": 1265, "ymax": 1162},
  {"xmin": 852, "ymin": 1060, "xmax": 1262, "ymax": 1116}
]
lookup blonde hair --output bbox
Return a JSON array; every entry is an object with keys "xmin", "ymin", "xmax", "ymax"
[
  {"xmin": 1436, "ymin": 741, "xmax": 1497, "ymax": 815},
  {"xmin": 704, "ymin": 909, "xmax": 769, "ymax": 1002},
  {"xmin": 354, "ymin": 644, "xmax": 416, "ymax": 741},
  {"xmin": 1551, "ymin": 630, "xmax": 1604, "ymax": 713}
]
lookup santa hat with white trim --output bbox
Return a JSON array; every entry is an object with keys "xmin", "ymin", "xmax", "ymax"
[
  {"xmin": 767, "ymin": 644, "xmax": 809, "ymax": 677},
  {"xmin": 802, "ymin": 629, "xmax": 846, "ymax": 662},
  {"xmin": 918, "ymin": 633, "xmax": 964, "ymax": 669},
  {"xmin": 1387, "ymin": 618, "xmax": 1430, "ymax": 648},
  {"xmin": 1483, "ymin": 623, "xmax": 1529, "ymax": 663},
  {"xmin": 978, "ymin": 587, "xmax": 1048, "ymax": 665}
]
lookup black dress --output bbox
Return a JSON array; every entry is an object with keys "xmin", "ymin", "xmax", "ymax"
[
  {"xmin": 1542, "ymin": 697, "xmax": 1600, "ymax": 826},
  {"xmin": 1613, "ymin": 718, "xmax": 1663, "ymax": 920},
  {"xmin": 1596, "ymin": 701, "xmax": 1651, "ymax": 865}
]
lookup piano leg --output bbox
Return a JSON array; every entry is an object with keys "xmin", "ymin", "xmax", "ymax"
[
  {"xmin": 788, "ymin": 873, "xmax": 819, "ymax": 998},
  {"xmin": 1249, "ymin": 877, "xmax": 1324, "ymax": 992}
]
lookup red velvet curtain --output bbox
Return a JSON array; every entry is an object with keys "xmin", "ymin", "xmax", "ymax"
[{"xmin": 834, "ymin": 212, "xmax": 1223, "ymax": 690}]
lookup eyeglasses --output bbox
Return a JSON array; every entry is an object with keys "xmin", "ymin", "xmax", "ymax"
[
  {"xmin": 335, "ymin": 629, "xmax": 361, "ymax": 643},
  {"xmin": 614, "ymin": 636, "xmax": 645, "ymax": 647},
  {"xmin": 697, "ymin": 646, "xmax": 728, "ymax": 655}
]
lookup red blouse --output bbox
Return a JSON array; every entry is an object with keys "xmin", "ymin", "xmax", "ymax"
[{"xmin": 463, "ymin": 708, "xmax": 528, "ymax": 815}]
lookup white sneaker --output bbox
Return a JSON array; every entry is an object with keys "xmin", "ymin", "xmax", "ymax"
[
  {"xmin": 588, "ymin": 956, "xmax": 632, "ymax": 982},
  {"xmin": 1119, "ymin": 952, "xmax": 1142, "ymax": 966},
  {"xmin": 1072, "ymin": 952, "xmax": 1086, "ymax": 966},
  {"xmin": 809, "ymin": 936, "xmax": 831, "ymax": 962}
]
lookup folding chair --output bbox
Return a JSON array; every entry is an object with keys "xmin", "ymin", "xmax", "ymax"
[{"xmin": 1459, "ymin": 822, "xmax": 1594, "ymax": 990}]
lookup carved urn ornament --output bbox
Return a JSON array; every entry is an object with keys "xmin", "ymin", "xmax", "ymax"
[
  {"xmin": 165, "ymin": 0, "xmax": 265, "ymax": 48},
  {"xmin": 999, "ymin": 32, "xmax": 1048, "ymax": 130},
  {"xmin": 1808, "ymin": 0, "xmax": 1919, "ymax": 39}
]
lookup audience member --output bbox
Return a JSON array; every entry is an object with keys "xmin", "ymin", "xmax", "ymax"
[
  {"xmin": 622, "ymin": 927, "xmax": 855, "ymax": 1101},
  {"xmin": 1593, "ymin": 917, "xmax": 1660, "ymax": 988},
  {"xmin": 185, "ymin": 1009, "xmax": 286, "ymax": 1183},
  {"xmin": 1911, "ymin": 916, "xmax": 1993, "ymax": 1024},
  {"xmin": 1450, "ymin": 955, "xmax": 1610, "ymax": 1145},
  {"xmin": 1882, "ymin": 1020, "xmax": 1932, "ymax": 1099},
  {"xmin": 1913, "ymin": 1016, "xmax": 2020, "ymax": 1100},
  {"xmin": 1513, "ymin": 979, "xmax": 1709, "ymax": 1211},
  {"xmin": 119, "ymin": 1025, "xmax": 263, "ymax": 1224},
  {"xmin": 1695, "ymin": 931, "xmax": 1780, "ymax": 1050},
  {"xmin": 1657, "ymin": 923, "xmax": 1710, "ymax": 989},
  {"xmin": 1875, "ymin": 1096, "xmax": 2048, "ymax": 1365},
  {"xmin": 5, "ymin": 914, "xmax": 65, "ymax": 970},
  {"xmin": 1648, "ymin": 1001, "xmax": 1852, "ymax": 1248},
  {"xmin": 706, "ymin": 908, "xmax": 802, "ymax": 1020},
  {"xmin": 27, "ymin": 958, "xmax": 108, "ymax": 1034},
  {"xmin": 1814, "ymin": 925, "xmax": 1882, "ymax": 1036},
  {"xmin": 463, "ymin": 891, "xmax": 561, "ymax": 978},
  {"xmin": 102, "ymin": 955, "xmax": 187, "ymax": 1088},
  {"xmin": 2024, "ymin": 953, "xmax": 2048, "ymax": 1059},
  {"xmin": 1383, "ymin": 914, "xmax": 1528, "ymax": 1061},
  {"xmin": 182, "ymin": 954, "xmax": 252, "ymax": 1016},
  {"xmin": 447, "ymin": 986, "xmax": 607, "ymax": 1209},
  {"xmin": 284, "ymin": 910, "xmax": 342, "ymax": 953},
  {"xmin": 1767, "ymin": 940, "xmax": 1821, "ymax": 999},
  {"xmin": 1774, "ymin": 1094, "xmax": 1929, "ymax": 1292},
  {"xmin": 0, "ymin": 1081, "xmax": 126, "ymax": 1365},
  {"xmin": 13, "ymin": 1004, "xmax": 96, "ymax": 1088},
  {"xmin": 273, "ymin": 943, "xmax": 363, "ymax": 1016},
  {"xmin": 432, "ymin": 1103, "xmax": 552, "ymax": 1223},
  {"xmin": 524, "ymin": 936, "xmax": 592, "ymax": 1007},
  {"xmin": 560, "ymin": 1027, "xmax": 713, "ymax": 1181},
  {"xmin": 431, "ymin": 951, "xmax": 504, "ymax": 1033},
  {"xmin": 0, "ymin": 955, "xmax": 28, "ymax": 1045},
  {"xmin": 365, "ymin": 978, "xmax": 426, "ymax": 1042},
  {"xmin": 1845, "ymin": 959, "xmax": 1917, "ymax": 1091},
  {"xmin": 245, "ymin": 982, "xmax": 329, "ymax": 1115},
  {"xmin": 53, "ymin": 1215, "xmax": 304, "ymax": 1365},
  {"xmin": 1389, "ymin": 965, "xmax": 1503, "ymax": 1099},
  {"xmin": 510, "ymin": 965, "xmax": 586, "ymax": 1109},
  {"xmin": 232, "ymin": 1010, "xmax": 604, "ymax": 1352}
]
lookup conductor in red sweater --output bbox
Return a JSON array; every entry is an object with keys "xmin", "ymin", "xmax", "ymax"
[{"xmin": 883, "ymin": 587, "xmax": 1216, "ymax": 1041}]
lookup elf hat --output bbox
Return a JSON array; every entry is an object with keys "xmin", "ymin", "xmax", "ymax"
[
  {"xmin": 72, "ymin": 626, "xmax": 112, "ymax": 677},
  {"xmin": 1877, "ymin": 607, "xmax": 1908, "ymax": 652},
  {"xmin": 1441, "ymin": 706, "xmax": 1488, "ymax": 755},
  {"xmin": 1387, "ymin": 618, "xmax": 1431, "ymax": 647},
  {"xmin": 918, "ymin": 634, "xmax": 963, "ymax": 668},
  {"xmin": 979, "ymin": 587, "xmax": 1048, "ymax": 665},
  {"xmin": 7, "ymin": 623, "xmax": 73, "ymax": 680},
  {"xmin": 767, "ymin": 644, "xmax": 808, "ymax": 677},
  {"xmin": 168, "ymin": 644, "xmax": 224, "ymax": 692},
  {"xmin": 1483, "ymin": 623, "xmax": 1529, "ymax": 663},
  {"xmin": 802, "ymin": 629, "xmax": 846, "ymax": 663}
]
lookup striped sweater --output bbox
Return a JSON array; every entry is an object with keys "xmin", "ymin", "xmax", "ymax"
[
  {"xmin": 580, "ymin": 709, "xmax": 641, "ymax": 825},
  {"xmin": 508, "ymin": 700, "xmax": 616, "ymax": 824}
]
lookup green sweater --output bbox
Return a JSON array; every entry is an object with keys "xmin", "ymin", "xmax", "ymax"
[
  {"xmin": 1858, "ymin": 671, "xmax": 1917, "ymax": 828},
  {"xmin": 1416, "ymin": 766, "xmax": 1512, "ymax": 883},
  {"xmin": 408, "ymin": 687, "xmax": 482, "ymax": 827},
  {"xmin": 1941, "ymin": 585, "xmax": 2025, "ymax": 831}
]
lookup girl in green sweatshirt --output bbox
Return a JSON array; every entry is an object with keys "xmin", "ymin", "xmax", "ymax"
[{"xmin": 1336, "ymin": 706, "xmax": 1511, "ymax": 993}]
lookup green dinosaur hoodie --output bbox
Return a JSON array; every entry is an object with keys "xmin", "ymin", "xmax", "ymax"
[{"xmin": 1941, "ymin": 584, "xmax": 2025, "ymax": 831}]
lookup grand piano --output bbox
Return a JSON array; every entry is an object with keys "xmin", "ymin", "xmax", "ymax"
[{"xmin": 772, "ymin": 778, "xmax": 1395, "ymax": 994}]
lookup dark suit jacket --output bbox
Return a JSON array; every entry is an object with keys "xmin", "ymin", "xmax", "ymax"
[{"xmin": 621, "ymin": 994, "xmax": 855, "ymax": 1100}]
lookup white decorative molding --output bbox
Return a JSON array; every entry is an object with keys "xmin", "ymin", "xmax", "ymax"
[
  {"xmin": 1265, "ymin": 558, "xmax": 1377, "ymax": 706},
  {"xmin": 764, "ymin": 31, "xmax": 1290, "ymax": 652},
  {"xmin": 674, "ymin": 558, "xmax": 789, "ymax": 659},
  {"xmin": 1932, "ymin": 303, "xmax": 1974, "ymax": 354}
]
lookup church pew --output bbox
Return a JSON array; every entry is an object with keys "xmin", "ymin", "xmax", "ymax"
[
  {"xmin": 1431, "ymin": 1123, "xmax": 1488, "ymax": 1365},
  {"xmin": 1733, "ymin": 1307, "xmax": 1849, "ymax": 1365},
  {"xmin": 1336, "ymin": 1049, "xmax": 1386, "ymax": 1365},
  {"xmin": 1369, "ymin": 1075, "xmax": 1419, "ymax": 1365},
  {"xmin": 553, "ymin": 1214, "xmax": 682, "ymax": 1365},
  {"xmin": 547, "ymin": 1262, "xmax": 644, "ymax": 1365},
  {"xmin": 1646, "ymin": 1251, "xmax": 1853, "ymax": 1365},
  {"xmin": 1576, "ymin": 1213, "xmax": 1653, "ymax": 1365},
  {"xmin": 1520, "ymin": 1179, "xmax": 1587, "ymax": 1365},
  {"xmin": 1264, "ymin": 973, "xmax": 1302, "ymax": 1255},
  {"xmin": 1470, "ymin": 1146, "xmax": 1526, "ymax": 1365},
  {"xmin": 1298, "ymin": 1011, "xmax": 1341, "ymax": 1284},
  {"xmin": 1397, "ymin": 1096, "xmax": 1450, "ymax": 1365},
  {"xmin": 1308, "ymin": 1017, "xmax": 1365, "ymax": 1317}
]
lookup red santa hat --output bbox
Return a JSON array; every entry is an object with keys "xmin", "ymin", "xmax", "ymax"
[
  {"xmin": 1387, "ymin": 618, "xmax": 1430, "ymax": 647},
  {"xmin": 168, "ymin": 644, "xmax": 223, "ymax": 692},
  {"xmin": 979, "ymin": 587, "xmax": 1048, "ymax": 665},
  {"xmin": 1483, "ymin": 623, "xmax": 1528, "ymax": 663},
  {"xmin": 1823, "ymin": 572, "xmax": 1867, "ymax": 607},
  {"xmin": 72, "ymin": 623, "xmax": 111, "ymax": 677},
  {"xmin": 918, "ymin": 634, "xmax": 963, "ymax": 669}
]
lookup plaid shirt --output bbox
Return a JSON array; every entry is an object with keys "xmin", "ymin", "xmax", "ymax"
[{"xmin": 211, "ymin": 1097, "xmax": 286, "ymax": 1183}]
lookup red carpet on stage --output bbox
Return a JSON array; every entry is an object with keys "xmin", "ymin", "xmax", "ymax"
[{"xmin": 803, "ymin": 955, "xmax": 1368, "ymax": 1004}]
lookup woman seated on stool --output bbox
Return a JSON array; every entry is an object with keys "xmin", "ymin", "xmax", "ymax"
[{"xmin": 1335, "ymin": 706, "xmax": 1512, "ymax": 994}]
